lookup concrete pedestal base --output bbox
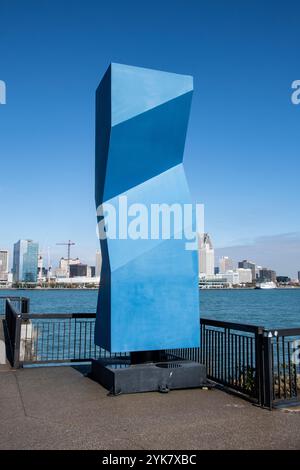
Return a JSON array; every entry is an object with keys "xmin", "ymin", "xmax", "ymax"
[{"xmin": 90, "ymin": 356, "xmax": 207, "ymax": 395}]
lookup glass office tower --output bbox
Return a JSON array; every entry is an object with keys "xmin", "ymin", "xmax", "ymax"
[{"xmin": 13, "ymin": 240, "xmax": 39, "ymax": 283}]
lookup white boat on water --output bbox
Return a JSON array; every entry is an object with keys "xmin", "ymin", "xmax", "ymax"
[{"xmin": 256, "ymin": 281, "xmax": 277, "ymax": 289}]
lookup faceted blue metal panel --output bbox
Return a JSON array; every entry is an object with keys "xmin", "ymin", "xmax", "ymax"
[
  {"xmin": 105, "ymin": 164, "xmax": 194, "ymax": 273},
  {"xmin": 95, "ymin": 63, "xmax": 200, "ymax": 353},
  {"xmin": 111, "ymin": 63, "xmax": 193, "ymax": 126},
  {"xmin": 103, "ymin": 91, "xmax": 193, "ymax": 201}
]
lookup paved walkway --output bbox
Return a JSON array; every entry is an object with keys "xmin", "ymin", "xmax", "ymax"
[{"xmin": 0, "ymin": 365, "xmax": 300, "ymax": 450}]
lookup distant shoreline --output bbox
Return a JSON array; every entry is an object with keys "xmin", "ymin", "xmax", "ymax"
[
  {"xmin": 1, "ymin": 286, "xmax": 299, "ymax": 292},
  {"xmin": 0, "ymin": 287, "xmax": 98, "ymax": 291}
]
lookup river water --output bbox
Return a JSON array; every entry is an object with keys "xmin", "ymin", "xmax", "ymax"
[{"xmin": 1, "ymin": 288, "xmax": 300, "ymax": 329}]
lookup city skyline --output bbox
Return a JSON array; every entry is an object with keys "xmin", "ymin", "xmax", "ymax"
[
  {"xmin": 1, "ymin": 231, "xmax": 300, "ymax": 278},
  {"xmin": 0, "ymin": 1, "xmax": 299, "ymax": 276},
  {"xmin": 1, "ymin": 231, "xmax": 299, "ymax": 282}
]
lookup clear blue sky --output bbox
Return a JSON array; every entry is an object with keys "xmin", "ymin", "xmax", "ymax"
[{"xmin": 0, "ymin": 0, "xmax": 299, "ymax": 276}]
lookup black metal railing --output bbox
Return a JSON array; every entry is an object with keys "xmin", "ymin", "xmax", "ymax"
[
  {"xmin": 19, "ymin": 312, "xmax": 129, "ymax": 365},
  {"xmin": 268, "ymin": 328, "xmax": 300, "ymax": 405},
  {"xmin": 200, "ymin": 318, "xmax": 264, "ymax": 403},
  {"xmin": 2, "ymin": 296, "xmax": 300, "ymax": 408},
  {"xmin": 0, "ymin": 296, "xmax": 29, "ymax": 317}
]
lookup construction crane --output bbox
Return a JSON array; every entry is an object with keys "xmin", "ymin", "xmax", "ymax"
[{"xmin": 56, "ymin": 240, "xmax": 75, "ymax": 276}]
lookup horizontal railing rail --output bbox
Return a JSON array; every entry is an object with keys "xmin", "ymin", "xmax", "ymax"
[
  {"xmin": 268, "ymin": 328, "xmax": 300, "ymax": 337},
  {"xmin": 23, "ymin": 313, "xmax": 97, "ymax": 319},
  {"xmin": 200, "ymin": 317, "xmax": 263, "ymax": 334}
]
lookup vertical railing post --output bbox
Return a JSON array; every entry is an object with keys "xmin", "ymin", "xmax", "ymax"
[
  {"xmin": 13, "ymin": 313, "xmax": 22, "ymax": 369},
  {"xmin": 21, "ymin": 297, "xmax": 30, "ymax": 315},
  {"xmin": 255, "ymin": 327, "xmax": 264, "ymax": 405},
  {"xmin": 4, "ymin": 298, "xmax": 27, "ymax": 369},
  {"xmin": 4, "ymin": 300, "xmax": 13, "ymax": 364},
  {"xmin": 73, "ymin": 318, "xmax": 77, "ymax": 360},
  {"xmin": 224, "ymin": 327, "xmax": 229, "ymax": 383},
  {"xmin": 262, "ymin": 332, "xmax": 273, "ymax": 410},
  {"xmin": 200, "ymin": 321, "xmax": 204, "ymax": 364},
  {"xmin": 5, "ymin": 300, "xmax": 11, "ymax": 336}
]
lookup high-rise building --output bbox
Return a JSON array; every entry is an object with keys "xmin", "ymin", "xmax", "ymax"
[
  {"xmin": 37, "ymin": 255, "xmax": 43, "ymax": 280},
  {"xmin": 59, "ymin": 257, "xmax": 81, "ymax": 270},
  {"xmin": 298, "ymin": 271, "xmax": 300, "ymax": 282},
  {"xmin": 0, "ymin": 250, "xmax": 9, "ymax": 281},
  {"xmin": 58, "ymin": 257, "xmax": 80, "ymax": 278},
  {"xmin": 13, "ymin": 240, "xmax": 39, "ymax": 283},
  {"xmin": 198, "ymin": 233, "xmax": 214, "ymax": 276},
  {"xmin": 216, "ymin": 270, "xmax": 239, "ymax": 286},
  {"xmin": 276, "ymin": 276, "xmax": 290, "ymax": 284},
  {"xmin": 37, "ymin": 255, "xmax": 48, "ymax": 280},
  {"xmin": 90, "ymin": 266, "xmax": 96, "ymax": 277},
  {"xmin": 258, "ymin": 268, "xmax": 277, "ymax": 283},
  {"xmin": 237, "ymin": 268, "xmax": 252, "ymax": 284},
  {"xmin": 95, "ymin": 250, "xmax": 102, "ymax": 278},
  {"xmin": 70, "ymin": 263, "xmax": 88, "ymax": 278},
  {"xmin": 255, "ymin": 265, "xmax": 262, "ymax": 280},
  {"xmin": 238, "ymin": 260, "xmax": 256, "ymax": 282},
  {"xmin": 219, "ymin": 256, "xmax": 233, "ymax": 274}
]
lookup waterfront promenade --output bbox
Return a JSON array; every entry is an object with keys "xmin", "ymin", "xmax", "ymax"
[{"xmin": 1, "ymin": 364, "xmax": 300, "ymax": 450}]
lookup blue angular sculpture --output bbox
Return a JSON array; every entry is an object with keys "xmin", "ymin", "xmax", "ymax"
[{"xmin": 95, "ymin": 63, "xmax": 199, "ymax": 353}]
